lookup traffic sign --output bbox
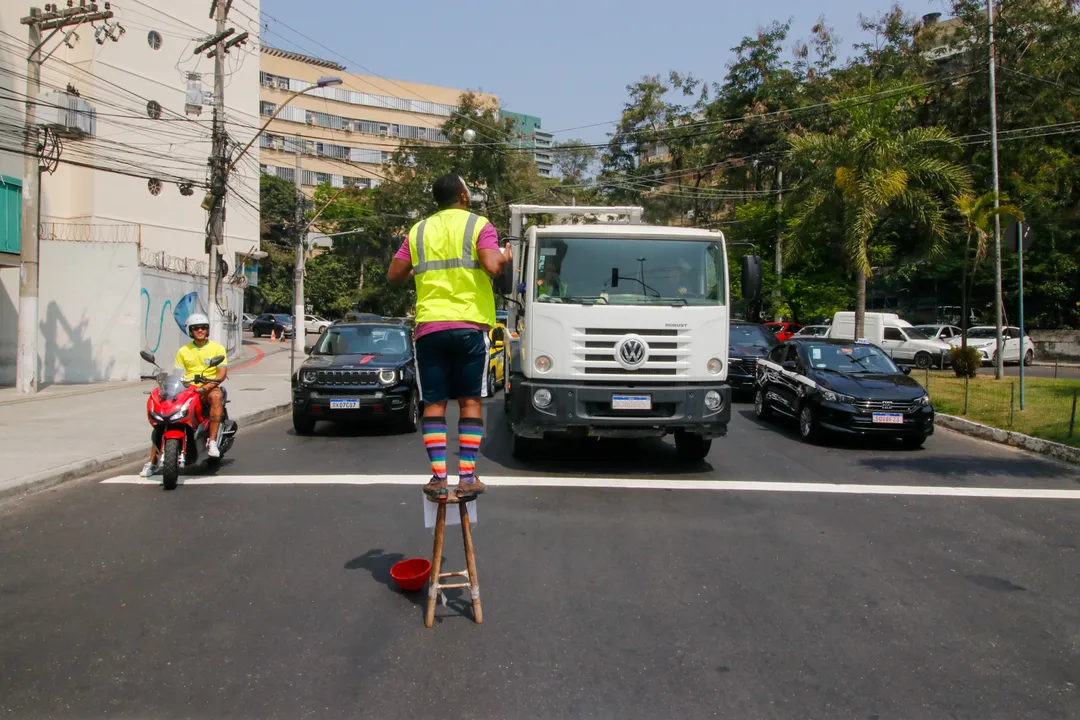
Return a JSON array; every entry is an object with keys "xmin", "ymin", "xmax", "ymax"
[{"xmin": 1005, "ymin": 221, "xmax": 1033, "ymax": 252}]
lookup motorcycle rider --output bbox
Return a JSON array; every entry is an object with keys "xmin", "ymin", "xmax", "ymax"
[{"xmin": 140, "ymin": 313, "xmax": 229, "ymax": 477}]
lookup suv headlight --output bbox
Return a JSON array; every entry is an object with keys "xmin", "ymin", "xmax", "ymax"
[
  {"xmin": 915, "ymin": 393, "xmax": 931, "ymax": 406},
  {"xmin": 378, "ymin": 369, "xmax": 398, "ymax": 385},
  {"xmin": 821, "ymin": 389, "xmax": 856, "ymax": 404},
  {"xmin": 301, "ymin": 370, "xmax": 318, "ymax": 385}
]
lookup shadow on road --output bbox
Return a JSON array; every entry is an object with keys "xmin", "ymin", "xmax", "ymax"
[
  {"xmin": 287, "ymin": 422, "xmax": 413, "ymax": 439},
  {"xmin": 857, "ymin": 455, "xmax": 1078, "ymax": 481},
  {"xmin": 345, "ymin": 549, "xmax": 429, "ymax": 608},
  {"xmin": 736, "ymin": 409, "xmax": 931, "ymax": 453}
]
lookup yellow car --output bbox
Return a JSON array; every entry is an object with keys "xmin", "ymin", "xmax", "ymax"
[{"xmin": 485, "ymin": 324, "xmax": 508, "ymax": 398}]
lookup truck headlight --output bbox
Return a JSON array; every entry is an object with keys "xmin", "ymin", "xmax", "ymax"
[
  {"xmin": 534, "ymin": 355, "xmax": 552, "ymax": 373},
  {"xmin": 707, "ymin": 358, "xmax": 723, "ymax": 375},
  {"xmin": 301, "ymin": 370, "xmax": 318, "ymax": 385},
  {"xmin": 532, "ymin": 388, "xmax": 552, "ymax": 408},
  {"xmin": 378, "ymin": 369, "xmax": 397, "ymax": 385},
  {"xmin": 704, "ymin": 390, "xmax": 722, "ymax": 410}
]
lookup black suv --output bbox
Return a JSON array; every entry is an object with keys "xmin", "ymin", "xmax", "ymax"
[
  {"xmin": 728, "ymin": 322, "xmax": 779, "ymax": 398},
  {"xmin": 291, "ymin": 320, "xmax": 420, "ymax": 435}
]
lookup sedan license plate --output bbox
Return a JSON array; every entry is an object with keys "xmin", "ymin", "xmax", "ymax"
[
  {"xmin": 872, "ymin": 412, "xmax": 904, "ymax": 425},
  {"xmin": 329, "ymin": 399, "xmax": 360, "ymax": 410},
  {"xmin": 612, "ymin": 395, "xmax": 651, "ymax": 410}
]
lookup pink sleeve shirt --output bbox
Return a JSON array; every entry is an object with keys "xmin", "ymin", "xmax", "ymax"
[{"xmin": 395, "ymin": 221, "xmax": 501, "ymax": 340}]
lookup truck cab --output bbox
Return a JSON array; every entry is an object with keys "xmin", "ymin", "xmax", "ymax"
[{"xmin": 499, "ymin": 205, "xmax": 757, "ymax": 462}]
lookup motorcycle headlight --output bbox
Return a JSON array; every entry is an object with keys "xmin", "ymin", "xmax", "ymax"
[
  {"xmin": 378, "ymin": 369, "xmax": 397, "ymax": 385},
  {"xmin": 168, "ymin": 398, "xmax": 194, "ymax": 421},
  {"xmin": 821, "ymin": 389, "xmax": 856, "ymax": 404},
  {"xmin": 301, "ymin": 370, "xmax": 318, "ymax": 385}
]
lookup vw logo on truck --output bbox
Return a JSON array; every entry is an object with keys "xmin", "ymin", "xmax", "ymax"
[{"xmin": 615, "ymin": 336, "xmax": 649, "ymax": 370}]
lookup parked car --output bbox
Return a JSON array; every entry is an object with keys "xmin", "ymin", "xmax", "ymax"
[
  {"xmin": 764, "ymin": 321, "xmax": 803, "ymax": 342},
  {"xmin": 830, "ymin": 311, "xmax": 951, "ymax": 369},
  {"xmin": 913, "ymin": 324, "xmax": 963, "ymax": 343},
  {"xmin": 755, "ymin": 338, "xmax": 934, "ymax": 447},
  {"xmin": 727, "ymin": 322, "xmax": 779, "ymax": 398},
  {"xmin": 304, "ymin": 315, "xmax": 332, "ymax": 334},
  {"xmin": 242, "ymin": 313, "xmax": 255, "ymax": 331},
  {"xmin": 947, "ymin": 326, "xmax": 1034, "ymax": 366},
  {"xmin": 485, "ymin": 325, "xmax": 509, "ymax": 398},
  {"xmin": 794, "ymin": 325, "xmax": 830, "ymax": 337},
  {"xmin": 292, "ymin": 319, "xmax": 419, "ymax": 434},
  {"xmin": 251, "ymin": 313, "xmax": 294, "ymax": 338}
]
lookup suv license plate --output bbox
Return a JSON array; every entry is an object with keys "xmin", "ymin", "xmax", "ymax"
[
  {"xmin": 330, "ymin": 399, "xmax": 360, "ymax": 410},
  {"xmin": 872, "ymin": 412, "xmax": 903, "ymax": 424},
  {"xmin": 612, "ymin": 395, "xmax": 651, "ymax": 410}
]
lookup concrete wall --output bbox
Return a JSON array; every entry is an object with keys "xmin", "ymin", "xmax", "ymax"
[
  {"xmin": 1031, "ymin": 330, "xmax": 1080, "ymax": 363},
  {"xmin": 38, "ymin": 240, "xmax": 142, "ymax": 383},
  {"xmin": 0, "ymin": 267, "xmax": 17, "ymax": 384}
]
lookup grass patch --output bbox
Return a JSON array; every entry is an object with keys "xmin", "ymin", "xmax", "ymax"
[{"xmin": 916, "ymin": 371, "xmax": 1080, "ymax": 448}]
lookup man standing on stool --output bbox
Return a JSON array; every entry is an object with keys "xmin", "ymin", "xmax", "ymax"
[{"xmin": 388, "ymin": 174, "xmax": 511, "ymax": 499}]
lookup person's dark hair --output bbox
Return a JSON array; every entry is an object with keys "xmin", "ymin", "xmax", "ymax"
[{"xmin": 432, "ymin": 173, "xmax": 467, "ymax": 208}]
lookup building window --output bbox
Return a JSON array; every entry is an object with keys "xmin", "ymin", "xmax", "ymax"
[
  {"xmin": 0, "ymin": 176, "xmax": 21, "ymax": 254},
  {"xmin": 260, "ymin": 101, "xmax": 275, "ymax": 116},
  {"xmin": 276, "ymin": 77, "xmax": 289, "ymax": 90},
  {"xmin": 146, "ymin": 100, "xmax": 162, "ymax": 119},
  {"xmin": 147, "ymin": 30, "xmax": 162, "ymax": 50}
]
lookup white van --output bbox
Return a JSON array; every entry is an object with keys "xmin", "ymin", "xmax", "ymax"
[{"xmin": 829, "ymin": 312, "xmax": 952, "ymax": 369}]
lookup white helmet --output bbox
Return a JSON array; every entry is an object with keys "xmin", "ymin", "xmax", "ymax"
[{"xmin": 186, "ymin": 312, "xmax": 210, "ymax": 337}]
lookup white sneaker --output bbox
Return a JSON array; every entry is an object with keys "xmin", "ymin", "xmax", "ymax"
[
  {"xmin": 207, "ymin": 440, "xmax": 221, "ymax": 458},
  {"xmin": 139, "ymin": 462, "xmax": 160, "ymax": 478}
]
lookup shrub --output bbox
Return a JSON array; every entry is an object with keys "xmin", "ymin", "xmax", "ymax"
[{"xmin": 950, "ymin": 346, "xmax": 982, "ymax": 378}]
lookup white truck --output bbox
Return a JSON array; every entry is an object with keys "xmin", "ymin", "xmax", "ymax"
[{"xmin": 495, "ymin": 205, "xmax": 761, "ymax": 462}]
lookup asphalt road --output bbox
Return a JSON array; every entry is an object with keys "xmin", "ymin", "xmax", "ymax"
[{"xmin": 2, "ymin": 397, "xmax": 1079, "ymax": 719}]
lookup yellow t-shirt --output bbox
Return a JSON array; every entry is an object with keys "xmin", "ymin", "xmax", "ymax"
[{"xmin": 174, "ymin": 341, "xmax": 228, "ymax": 383}]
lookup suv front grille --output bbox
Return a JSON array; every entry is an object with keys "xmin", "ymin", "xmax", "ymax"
[
  {"xmin": 315, "ymin": 369, "xmax": 379, "ymax": 386},
  {"xmin": 853, "ymin": 399, "xmax": 918, "ymax": 414}
]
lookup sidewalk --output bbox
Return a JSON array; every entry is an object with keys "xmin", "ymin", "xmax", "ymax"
[{"xmin": 0, "ymin": 338, "xmax": 298, "ymax": 500}]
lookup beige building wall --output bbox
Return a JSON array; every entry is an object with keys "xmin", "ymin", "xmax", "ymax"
[{"xmin": 258, "ymin": 46, "xmax": 498, "ymax": 191}]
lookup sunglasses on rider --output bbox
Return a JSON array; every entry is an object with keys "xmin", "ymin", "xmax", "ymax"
[{"xmin": 191, "ymin": 325, "xmax": 210, "ymax": 332}]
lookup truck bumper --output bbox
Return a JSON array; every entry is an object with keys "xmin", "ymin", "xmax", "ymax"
[{"xmin": 507, "ymin": 378, "xmax": 731, "ymax": 440}]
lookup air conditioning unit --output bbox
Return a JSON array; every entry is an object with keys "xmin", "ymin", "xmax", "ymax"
[{"xmin": 35, "ymin": 89, "xmax": 95, "ymax": 138}]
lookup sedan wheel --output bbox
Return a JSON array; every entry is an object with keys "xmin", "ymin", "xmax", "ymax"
[
  {"xmin": 1024, "ymin": 349, "xmax": 1034, "ymax": 366},
  {"xmin": 914, "ymin": 352, "xmax": 932, "ymax": 370},
  {"xmin": 798, "ymin": 404, "xmax": 819, "ymax": 443},
  {"xmin": 754, "ymin": 388, "xmax": 771, "ymax": 420}
]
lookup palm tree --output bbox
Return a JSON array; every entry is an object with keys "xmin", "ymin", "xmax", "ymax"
[
  {"xmin": 952, "ymin": 192, "xmax": 1023, "ymax": 349},
  {"xmin": 786, "ymin": 101, "xmax": 971, "ymax": 337}
]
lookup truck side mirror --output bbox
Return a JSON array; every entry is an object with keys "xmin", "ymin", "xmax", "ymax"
[
  {"xmin": 494, "ymin": 261, "xmax": 514, "ymax": 295},
  {"xmin": 741, "ymin": 254, "xmax": 762, "ymax": 301},
  {"xmin": 610, "ymin": 268, "xmax": 619, "ymax": 288}
]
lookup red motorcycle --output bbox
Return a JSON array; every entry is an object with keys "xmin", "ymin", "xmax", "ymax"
[{"xmin": 140, "ymin": 350, "xmax": 237, "ymax": 490}]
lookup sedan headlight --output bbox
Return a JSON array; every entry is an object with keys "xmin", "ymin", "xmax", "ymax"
[
  {"xmin": 301, "ymin": 370, "xmax": 318, "ymax": 385},
  {"xmin": 821, "ymin": 389, "xmax": 856, "ymax": 404},
  {"xmin": 378, "ymin": 369, "xmax": 398, "ymax": 385}
]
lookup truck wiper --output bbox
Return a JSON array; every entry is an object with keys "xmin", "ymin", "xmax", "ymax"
[{"xmin": 566, "ymin": 295, "xmax": 609, "ymax": 305}]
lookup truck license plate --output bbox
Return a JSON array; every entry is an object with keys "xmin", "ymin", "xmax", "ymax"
[
  {"xmin": 612, "ymin": 395, "xmax": 651, "ymax": 410},
  {"xmin": 872, "ymin": 412, "xmax": 903, "ymax": 424},
  {"xmin": 329, "ymin": 399, "xmax": 360, "ymax": 410}
]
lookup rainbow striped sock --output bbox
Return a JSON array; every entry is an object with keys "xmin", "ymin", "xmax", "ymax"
[
  {"xmin": 458, "ymin": 418, "xmax": 484, "ymax": 483},
  {"xmin": 421, "ymin": 416, "xmax": 447, "ymax": 480}
]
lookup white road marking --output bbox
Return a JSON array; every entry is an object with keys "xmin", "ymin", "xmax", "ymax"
[{"xmin": 100, "ymin": 474, "xmax": 1080, "ymax": 499}]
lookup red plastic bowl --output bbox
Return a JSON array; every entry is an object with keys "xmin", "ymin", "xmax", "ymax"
[{"xmin": 390, "ymin": 558, "xmax": 431, "ymax": 591}]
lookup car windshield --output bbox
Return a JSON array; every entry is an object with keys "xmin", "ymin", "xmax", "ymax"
[
  {"xmin": 914, "ymin": 325, "xmax": 940, "ymax": 334},
  {"xmin": 799, "ymin": 326, "xmax": 828, "ymax": 336},
  {"xmin": 272, "ymin": 314, "xmax": 292, "ymax": 323},
  {"xmin": 967, "ymin": 327, "xmax": 998, "ymax": 339},
  {"xmin": 903, "ymin": 326, "xmax": 930, "ymax": 339},
  {"xmin": 533, "ymin": 236, "xmax": 725, "ymax": 306},
  {"xmin": 313, "ymin": 326, "xmax": 409, "ymax": 355},
  {"xmin": 731, "ymin": 325, "xmax": 777, "ymax": 348},
  {"xmin": 803, "ymin": 342, "xmax": 899, "ymax": 374}
]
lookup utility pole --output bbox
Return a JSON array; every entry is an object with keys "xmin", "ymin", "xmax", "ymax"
[
  {"xmin": 773, "ymin": 165, "xmax": 783, "ymax": 321},
  {"xmin": 17, "ymin": 2, "xmax": 113, "ymax": 394},
  {"xmin": 987, "ymin": 0, "xmax": 1004, "ymax": 380},
  {"xmin": 195, "ymin": 0, "xmax": 248, "ymax": 348},
  {"xmin": 292, "ymin": 135, "xmax": 305, "ymax": 373}
]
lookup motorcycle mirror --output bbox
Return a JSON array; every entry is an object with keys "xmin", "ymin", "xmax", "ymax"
[
  {"xmin": 207, "ymin": 355, "xmax": 225, "ymax": 367},
  {"xmin": 140, "ymin": 350, "xmax": 156, "ymax": 364}
]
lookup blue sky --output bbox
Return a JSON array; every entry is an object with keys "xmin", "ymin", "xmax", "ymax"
[{"xmin": 258, "ymin": 0, "xmax": 953, "ymax": 144}]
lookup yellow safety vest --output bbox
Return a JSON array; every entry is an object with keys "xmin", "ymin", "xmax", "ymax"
[{"xmin": 408, "ymin": 208, "xmax": 496, "ymax": 326}]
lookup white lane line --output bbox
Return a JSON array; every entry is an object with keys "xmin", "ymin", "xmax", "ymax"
[{"xmin": 100, "ymin": 474, "xmax": 1080, "ymax": 499}]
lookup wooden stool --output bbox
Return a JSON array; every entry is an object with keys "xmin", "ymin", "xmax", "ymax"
[{"xmin": 424, "ymin": 492, "xmax": 483, "ymax": 628}]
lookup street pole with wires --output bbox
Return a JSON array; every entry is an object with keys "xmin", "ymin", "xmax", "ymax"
[
  {"xmin": 773, "ymin": 165, "xmax": 783, "ymax": 321},
  {"xmin": 988, "ymin": 0, "xmax": 1004, "ymax": 380},
  {"xmin": 293, "ymin": 135, "xmax": 305, "ymax": 374}
]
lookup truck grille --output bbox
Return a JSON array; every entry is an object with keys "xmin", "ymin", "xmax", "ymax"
[
  {"xmin": 315, "ymin": 369, "xmax": 379, "ymax": 386},
  {"xmin": 571, "ymin": 327, "xmax": 691, "ymax": 379},
  {"xmin": 853, "ymin": 399, "xmax": 919, "ymax": 414}
]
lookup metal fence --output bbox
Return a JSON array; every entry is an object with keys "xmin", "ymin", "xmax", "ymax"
[{"xmin": 919, "ymin": 370, "xmax": 1080, "ymax": 446}]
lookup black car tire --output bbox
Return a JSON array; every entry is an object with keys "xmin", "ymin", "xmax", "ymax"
[
  {"xmin": 293, "ymin": 411, "xmax": 316, "ymax": 435},
  {"xmin": 253, "ymin": 328, "xmax": 262, "ymax": 338},
  {"xmin": 399, "ymin": 391, "xmax": 420, "ymax": 433},
  {"xmin": 512, "ymin": 433, "xmax": 541, "ymax": 460},
  {"xmin": 798, "ymin": 403, "xmax": 820, "ymax": 443},
  {"xmin": 914, "ymin": 352, "xmax": 933, "ymax": 370},
  {"xmin": 754, "ymin": 387, "xmax": 772, "ymax": 420},
  {"xmin": 901, "ymin": 435, "xmax": 926, "ymax": 449},
  {"xmin": 486, "ymin": 368, "xmax": 497, "ymax": 398},
  {"xmin": 162, "ymin": 437, "xmax": 180, "ymax": 491},
  {"xmin": 1024, "ymin": 349, "xmax": 1034, "ymax": 366},
  {"xmin": 674, "ymin": 431, "xmax": 711, "ymax": 462}
]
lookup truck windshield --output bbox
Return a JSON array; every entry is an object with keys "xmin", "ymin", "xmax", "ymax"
[{"xmin": 534, "ymin": 236, "xmax": 725, "ymax": 306}]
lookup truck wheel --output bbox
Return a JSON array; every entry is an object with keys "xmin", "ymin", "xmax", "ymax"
[
  {"xmin": 674, "ymin": 432, "xmax": 711, "ymax": 462},
  {"xmin": 914, "ymin": 352, "xmax": 932, "ymax": 370},
  {"xmin": 162, "ymin": 438, "xmax": 180, "ymax": 490},
  {"xmin": 512, "ymin": 433, "xmax": 541, "ymax": 460},
  {"xmin": 293, "ymin": 411, "xmax": 316, "ymax": 435},
  {"xmin": 754, "ymin": 388, "xmax": 772, "ymax": 420}
]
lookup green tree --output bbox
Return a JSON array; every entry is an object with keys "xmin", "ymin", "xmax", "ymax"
[
  {"xmin": 786, "ymin": 96, "xmax": 971, "ymax": 337},
  {"xmin": 552, "ymin": 139, "xmax": 597, "ymax": 184}
]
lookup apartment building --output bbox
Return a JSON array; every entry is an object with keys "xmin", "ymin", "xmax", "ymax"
[
  {"xmin": 258, "ymin": 45, "xmax": 498, "ymax": 192},
  {"xmin": 502, "ymin": 111, "xmax": 554, "ymax": 177}
]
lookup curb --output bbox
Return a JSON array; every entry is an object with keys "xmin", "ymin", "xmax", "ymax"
[
  {"xmin": 0, "ymin": 401, "xmax": 292, "ymax": 504},
  {"xmin": 936, "ymin": 413, "xmax": 1080, "ymax": 466}
]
